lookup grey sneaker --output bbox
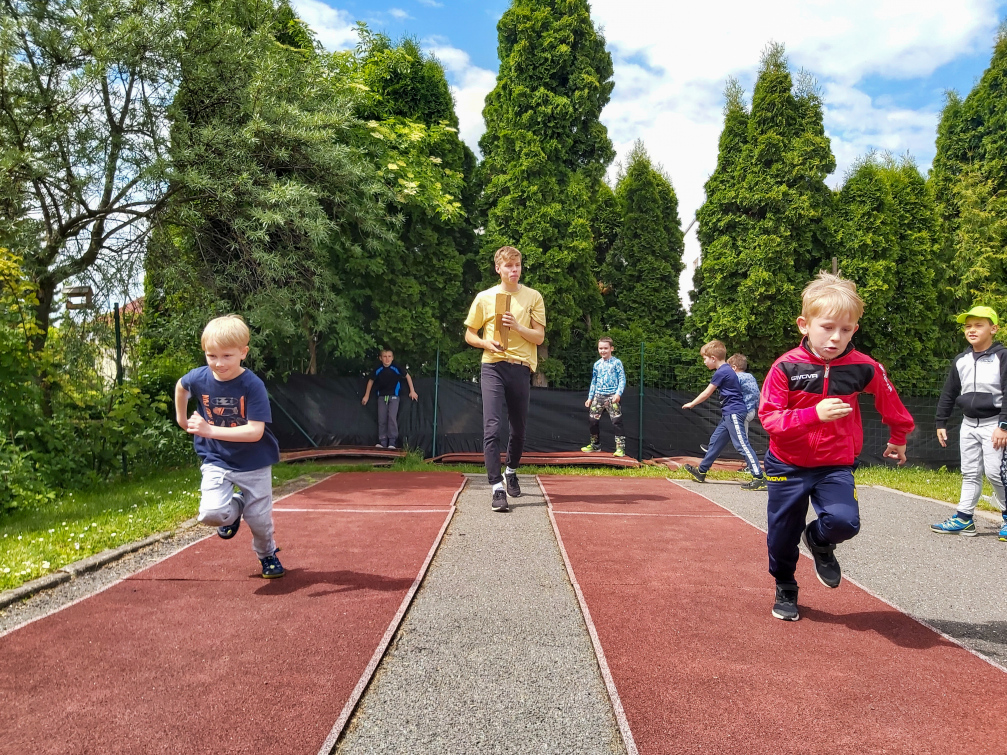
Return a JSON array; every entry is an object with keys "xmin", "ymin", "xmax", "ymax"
[
  {"xmin": 683, "ymin": 464, "xmax": 706, "ymax": 483},
  {"xmin": 217, "ymin": 490, "xmax": 245, "ymax": 540},
  {"xmin": 772, "ymin": 582, "xmax": 799, "ymax": 621},
  {"xmin": 491, "ymin": 489, "xmax": 509, "ymax": 512},
  {"xmin": 505, "ymin": 473, "xmax": 521, "ymax": 498},
  {"xmin": 803, "ymin": 523, "xmax": 841, "ymax": 588},
  {"xmin": 741, "ymin": 477, "xmax": 767, "ymax": 491}
]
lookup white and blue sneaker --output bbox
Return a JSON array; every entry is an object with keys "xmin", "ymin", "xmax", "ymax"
[
  {"xmin": 999, "ymin": 518, "xmax": 1007, "ymax": 542},
  {"xmin": 930, "ymin": 515, "xmax": 977, "ymax": 537}
]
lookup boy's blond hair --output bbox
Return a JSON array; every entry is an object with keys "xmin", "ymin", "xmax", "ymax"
[
  {"xmin": 801, "ymin": 272, "xmax": 864, "ymax": 322},
  {"xmin": 727, "ymin": 353, "xmax": 748, "ymax": 371},
  {"xmin": 201, "ymin": 315, "xmax": 250, "ymax": 350},
  {"xmin": 700, "ymin": 340, "xmax": 727, "ymax": 361},
  {"xmin": 494, "ymin": 246, "xmax": 521, "ymax": 266}
]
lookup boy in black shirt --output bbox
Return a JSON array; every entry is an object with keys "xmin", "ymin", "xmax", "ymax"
[{"xmin": 362, "ymin": 349, "xmax": 418, "ymax": 449}]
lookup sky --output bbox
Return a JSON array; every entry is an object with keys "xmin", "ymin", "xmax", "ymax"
[{"xmin": 291, "ymin": 0, "xmax": 1007, "ymax": 303}]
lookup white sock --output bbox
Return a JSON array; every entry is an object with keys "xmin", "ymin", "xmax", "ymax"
[
  {"xmin": 505, "ymin": 467, "xmax": 517, "ymax": 476},
  {"xmin": 492, "ymin": 482, "xmax": 505, "ymax": 493}
]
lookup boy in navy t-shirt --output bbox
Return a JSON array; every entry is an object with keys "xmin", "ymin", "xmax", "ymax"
[
  {"xmin": 682, "ymin": 340, "xmax": 765, "ymax": 490},
  {"xmin": 175, "ymin": 315, "xmax": 284, "ymax": 578}
]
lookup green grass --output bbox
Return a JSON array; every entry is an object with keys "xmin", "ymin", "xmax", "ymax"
[{"xmin": 1, "ymin": 454, "xmax": 996, "ymax": 593}]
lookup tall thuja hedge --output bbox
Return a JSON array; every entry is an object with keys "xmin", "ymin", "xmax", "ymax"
[
  {"xmin": 356, "ymin": 34, "xmax": 478, "ymax": 368},
  {"xmin": 479, "ymin": 0, "xmax": 616, "ymax": 374},
  {"xmin": 830, "ymin": 155, "xmax": 944, "ymax": 392},
  {"xmin": 602, "ymin": 141, "xmax": 685, "ymax": 338},
  {"xmin": 932, "ymin": 24, "xmax": 1007, "ymax": 331},
  {"xmin": 690, "ymin": 47, "xmax": 835, "ymax": 372}
]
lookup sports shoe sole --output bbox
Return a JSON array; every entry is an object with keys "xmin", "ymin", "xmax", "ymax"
[
  {"xmin": 771, "ymin": 607, "xmax": 800, "ymax": 621},
  {"xmin": 930, "ymin": 525, "xmax": 977, "ymax": 537}
]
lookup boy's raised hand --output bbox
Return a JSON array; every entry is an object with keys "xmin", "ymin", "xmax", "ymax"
[
  {"xmin": 816, "ymin": 398, "xmax": 853, "ymax": 422},
  {"xmin": 883, "ymin": 443, "xmax": 907, "ymax": 465},
  {"xmin": 187, "ymin": 411, "xmax": 212, "ymax": 438}
]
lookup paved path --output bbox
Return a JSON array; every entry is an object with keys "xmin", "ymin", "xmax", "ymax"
[
  {"xmin": 334, "ymin": 475, "xmax": 625, "ymax": 755},
  {"xmin": 676, "ymin": 479, "xmax": 1007, "ymax": 667}
]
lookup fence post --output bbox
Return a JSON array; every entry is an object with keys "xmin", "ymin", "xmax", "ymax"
[
  {"xmin": 638, "ymin": 341, "xmax": 645, "ymax": 461},
  {"xmin": 114, "ymin": 303, "xmax": 128, "ymax": 477},
  {"xmin": 431, "ymin": 346, "xmax": 440, "ymax": 459}
]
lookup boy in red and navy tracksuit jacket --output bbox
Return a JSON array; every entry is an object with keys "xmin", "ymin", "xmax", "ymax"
[{"xmin": 760, "ymin": 273, "xmax": 915, "ymax": 621}]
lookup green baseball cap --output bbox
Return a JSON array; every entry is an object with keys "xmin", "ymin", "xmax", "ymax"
[{"xmin": 957, "ymin": 305, "xmax": 999, "ymax": 325}]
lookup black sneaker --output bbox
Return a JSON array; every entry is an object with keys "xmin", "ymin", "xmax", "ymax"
[
  {"xmin": 217, "ymin": 490, "xmax": 245, "ymax": 539},
  {"xmin": 802, "ymin": 523, "xmax": 841, "ymax": 588},
  {"xmin": 772, "ymin": 582, "xmax": 799, "ymax": 621},
  {"xmin": 259, "ymin": 550, "xmax": 285, "ymax": 579},
  {"xmin": 505, "ymin": 472, "xmax": 521, "ymax": 498},
  {"xmin": 741, "ymin": 477, "xmax": 767, "ymax": 491},
  {"xmin": 683, "ymin": 463, "xmax": 706, "ymax": 483},
  {"xmin": 491, "ymin": 489, "xmax": 509, "ymax": 512}
]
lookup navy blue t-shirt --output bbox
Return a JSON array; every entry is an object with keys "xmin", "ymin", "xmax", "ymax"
[
  {"xmin": 180, "ymin": 366, "xmax": 280, "ymax": 471},
  {"xmin": 710, "ymin": 363, "xmax": 748, "ymax": 415}
]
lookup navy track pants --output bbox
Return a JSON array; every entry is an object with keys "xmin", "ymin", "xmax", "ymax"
[
  {"xmin": 698, "ymin": 412, "xmax": 762, "ymax": 476},
  {"xmin": 765, "ymin": 451, "xmax": 860, "ymax": 584}
]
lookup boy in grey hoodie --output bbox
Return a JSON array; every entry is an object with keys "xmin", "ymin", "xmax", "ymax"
[{"xmin": 931, "ymin": 305, "xmax": 1007, "ymax": 539}]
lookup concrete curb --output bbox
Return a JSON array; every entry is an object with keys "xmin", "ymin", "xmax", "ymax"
[
  {"xmin": 0, "ymin": 518, "xmax": 200, "ymax": 611},
  {"xmin": 866, "ymin": 484, "xmax": 1004, "ymax": 524}
]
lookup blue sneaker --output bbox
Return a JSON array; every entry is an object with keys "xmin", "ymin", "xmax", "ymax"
[
  {"xmin": 999, "ymin": 519, "xmax": 1007, "ymax": 542},
  {"xmin": 260, "ymin": 550, "xmax": 285, "ymax": 579},
  {"xmin": 930, "ymin": 515, "xmax": 977, "ymax": 537},
  {"xmin": 216, "ymin": 490, "xmax": 245, "ymax": 540}
]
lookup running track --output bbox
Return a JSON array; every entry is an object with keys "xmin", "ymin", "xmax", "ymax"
[
  {"xmin": 0, "ymin": 472, "xmax": 463, "ymax": 755},
  {"xmin": 542, "ymin": 476, "xmax": 1005, "ymax": 755}
]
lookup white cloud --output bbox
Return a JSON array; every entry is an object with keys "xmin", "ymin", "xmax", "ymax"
[
  {"xmin": 290, "ymin": 0, "xmax": 357, "ymax": 50},
  {"xmin": 589, "ymin": 0, "xmax": 1003, "ymax": 302},
  {"xmin": 426, "ymin": 43, "xmax": 497, "ymax": 153},
  {"xmin": 389, "ymin": 7, "xmax": 411, "ymax": 21},
  {"xmin": 417, "ymin": 0, "xmax": 444, "ymax": 6}
]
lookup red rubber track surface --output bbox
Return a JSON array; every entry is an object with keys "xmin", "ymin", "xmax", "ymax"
[
  {"xmin": 0, "ymin": 471, "xmax": 461, "ymax": 755},
  {"xmin": 542, "ymin": 476, "xmax": 1005, "ymax": 755}
]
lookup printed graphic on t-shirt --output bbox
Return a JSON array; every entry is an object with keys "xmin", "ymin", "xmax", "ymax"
[{"xmin": 202, "ymin": 394, "xmax": 247, "ymax": 427}]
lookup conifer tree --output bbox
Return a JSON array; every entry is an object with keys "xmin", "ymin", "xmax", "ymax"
[
  {"xmin": 932, "ymin": 24, "xmax": 1007, "ymax": 333},
  {"xmin": 830, "ymin": 155, "xmax": 943, "ymax": 392},
  {"xmin": 690, "ymin": 45, "xmax": 835, "ymax": 371},
  {"xmin": 602, "ymin": 141, "xmax": 685, "ymax": 338},
  {"xmin": 478, "ymin": 0, "xmax": 616, "ymax": 376}
]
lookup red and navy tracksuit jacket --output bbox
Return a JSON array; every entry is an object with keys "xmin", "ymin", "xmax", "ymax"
[{"xmin": 759, "ymin": 339, "xmax": 915, "ymax": 583}]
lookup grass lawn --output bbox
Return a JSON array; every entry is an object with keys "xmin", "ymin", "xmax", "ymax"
[{"xmin": 0, "ymin": 455, "xmax": 996, "ymax": 593}]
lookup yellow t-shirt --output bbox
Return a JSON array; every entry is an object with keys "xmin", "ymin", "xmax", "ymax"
[{"xmin": 464, "ymin": 284, "xmax": 546, "ymax": 372}]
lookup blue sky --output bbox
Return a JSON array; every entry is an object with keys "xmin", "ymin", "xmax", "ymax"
[{"xmin": 292, "ymin": 0, "xmax": 1007, "ymax": 298}]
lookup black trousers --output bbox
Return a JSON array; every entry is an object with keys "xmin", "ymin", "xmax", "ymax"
[{"xmin": 481, "ymin": 361, "xmax": 531, "ymax": 484}]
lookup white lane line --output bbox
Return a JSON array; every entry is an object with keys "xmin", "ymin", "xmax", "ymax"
[
  {"xmin": 552, "ymin": 511, "xmax": 734, "ymax": 518},
  {"xmin": 538, "ymin": 475, "xmax": 640, "ymax": 755},
  {"xmin": 667, "ymin": 478, "xmax": 1007, "ymax": 675},
  {"xmin": 0, "ymin": 472, "xmax": 344, "ymax": 640},
  {"xmin": 316, "ymin": 476, "xmax": 467, "ymax": 755},
  {"xmin": 273, "ymin": 508, "xmax": 450, "ymax": 513}
]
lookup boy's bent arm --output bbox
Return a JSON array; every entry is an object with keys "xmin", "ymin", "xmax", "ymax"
[
  {"xmin": 866, "ymin": 364, "xmax": 915, "ymax": 445},
  {"xmin": 175, "ymin": 380, "xmax": 191, "ymax": 429},
  {"xmin": 187, "ymin": 414, "xmax": 265, "ymax": 442},
  {"xmin": 758, "ymin": 365, "xmax": 821, "ymax": 437}
]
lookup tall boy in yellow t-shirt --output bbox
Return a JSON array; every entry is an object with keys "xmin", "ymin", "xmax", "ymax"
[{"xmin": 464, "ymin": 246, "xmax": 546, "ymax": 512}]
